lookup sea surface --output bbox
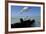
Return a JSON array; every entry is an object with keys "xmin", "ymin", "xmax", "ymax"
[{"xmin": 11, "ymin": 16, "xmax": 40, "ymax": 27}]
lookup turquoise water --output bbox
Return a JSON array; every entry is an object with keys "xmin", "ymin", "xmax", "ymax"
[{"xmin": 11, "ymin": 16, "xmax": 40, "ymax": 27}]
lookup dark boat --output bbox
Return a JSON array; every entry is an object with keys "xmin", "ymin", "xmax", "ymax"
[{"xmin": 11, "ymin": 18, "xmax": 35, "ymax": 28}]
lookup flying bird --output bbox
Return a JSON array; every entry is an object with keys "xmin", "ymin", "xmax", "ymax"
[{"xmin": 20, "ymin": 7, "xmax": 32, "ymax": 13}]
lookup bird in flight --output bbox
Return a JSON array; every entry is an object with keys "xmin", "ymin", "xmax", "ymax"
[{"xmin": 20, "ymin": 7, "xmax": 32, "ymax": 13}]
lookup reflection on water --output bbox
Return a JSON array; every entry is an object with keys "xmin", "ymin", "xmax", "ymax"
[{"xmin": 11, "ymin": 16, "xmax": 40, "ymax": 27}]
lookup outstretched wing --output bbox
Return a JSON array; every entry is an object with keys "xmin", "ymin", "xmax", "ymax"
[{"xmin": 20, "ymin": 7, "xmax": 32, "ymax": 13}]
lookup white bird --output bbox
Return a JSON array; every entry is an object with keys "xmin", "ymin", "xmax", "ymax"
[
  {"xmin": 23, "ymin": 7, "xmax": 28, "ymax": 10},
  {"xmin": 20, "ymin": 7, "xmax": 29, "ymax": 13}
]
